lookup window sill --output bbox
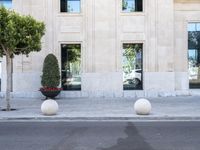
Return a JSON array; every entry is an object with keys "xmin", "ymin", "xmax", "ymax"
[
  {"xmin": 120, "ymin": 12, "xmax": 145, "ymax": 16},
  {"xmin": 57, "ymin": 13, "xmax": 83, "ymax": 17}
]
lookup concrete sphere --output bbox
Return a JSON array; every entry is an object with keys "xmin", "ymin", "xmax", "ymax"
[
  {"xmin": 41, "ymin": 99, "xmax": 59, "ymax": 116},
  {"xmin": 134, "ymin": 98, "xmax": 151, "ymax": 115}
]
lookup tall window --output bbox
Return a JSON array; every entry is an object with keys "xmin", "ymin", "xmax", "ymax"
[
  {"xmin": 61, "ymin": 44, "xmax": 81, "ymax": 91},
  {"xmin": 123, "ymin": 43, "xmax": 143, "ymax": 90},
  {"xmin": 122, "ymin": 0, "xmax": 143, "ymax": 12},
  {"xmin": 188, "ymin": 23, "xmax": 200, "ymax": 88},
  {"xmin": 60, "ymin": 0, "xmax": 80, "ymax": 13},
  {"xmin": 0, "ymin": 0, "xmax": 12, "ymax": 9}
]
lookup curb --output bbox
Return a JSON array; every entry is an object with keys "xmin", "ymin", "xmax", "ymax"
[{"xmin": 1, "ymin": 116, "xmax": 200, "ymax": 121}]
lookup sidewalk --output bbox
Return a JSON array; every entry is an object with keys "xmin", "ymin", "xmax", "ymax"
[{"xmin": 0, "ymin": 96, "xmax": 200, "ymax": 121}]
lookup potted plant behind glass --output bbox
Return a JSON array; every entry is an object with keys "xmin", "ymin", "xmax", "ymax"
[{"xmin": 40, "ymin": 54, "xmax": 62, "ymax": 99}]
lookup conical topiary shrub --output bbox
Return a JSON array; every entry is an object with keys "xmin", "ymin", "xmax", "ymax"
[{"xmin": 40, "ymin": 54, "xmax": 62, "ymax": 99}]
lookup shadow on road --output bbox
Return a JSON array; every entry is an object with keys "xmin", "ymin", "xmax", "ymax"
[{"xmin": 98, "ymin": 122, "xmax": 154, "ymax": 150}]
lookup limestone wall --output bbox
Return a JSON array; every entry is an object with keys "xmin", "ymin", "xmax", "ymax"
[{"xmin": 1, "ymin": 0, "xmax": 199, "ymax": 97}]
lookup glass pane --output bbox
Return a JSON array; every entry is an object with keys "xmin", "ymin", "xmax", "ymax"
[
  {"xmin": 0, "ymin": 0, "xmax": 12, "ymax": 9},
  {"xmin": 122, "ymin": 0, "xmax": 135, "ymax": 12},
  {"xmin": 122, "ymin": 0, "xmax": 142, "ymax": 12},
  {"xmin": 67, "ymin": 0, "xmax": 80, "ymax": 13},
  {"xmin": 123, "ymin": 43, "xmax": 143, "ymax": 90},
  {"xmin": 188, "ymin": 23, "xmax": 200, "ymax": 88},
  {"xmin": 197, "ymin": 23, "xmax": 200, "ymax": 31},
  {"xmin": 61, "ymin": 44, "xmax": 81, "ymax": 90},
  {"xmin": 188, "ymin": 23, "xmax": 196, "ymax": 32}
]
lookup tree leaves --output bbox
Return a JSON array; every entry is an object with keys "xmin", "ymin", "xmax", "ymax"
[{"xmin": 0, "ymin": 6, "xmax": 45, "ymax": 58}]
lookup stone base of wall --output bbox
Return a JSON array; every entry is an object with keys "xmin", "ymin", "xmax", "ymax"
[
  {"xmin": 144, "ymin": 72, "xmax": 176, "ymax": 90},
  {"xmin": 1, "ymin": 72, "xmax": 42, "ymax": 92},
  {"xmin": 0, "ymin": 90, "xmax": 195, "ymax": 99},
  {"xmin": 0, "ymin": 71, "xmax": 191, "ymax": 98},
  {"xmin": 0, "ymin": 91, "xmax": 43, "ymax": 99}
]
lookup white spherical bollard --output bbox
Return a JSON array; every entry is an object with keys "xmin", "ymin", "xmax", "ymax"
[
  {"xmin": 134, "ymin": 98, "xmax": 151, "ymax": 115},
  {"xmin": 41, "ymin": 99, "xmax": 59, "ymax": 116}
]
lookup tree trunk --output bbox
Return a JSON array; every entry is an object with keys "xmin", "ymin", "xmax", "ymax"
[{"xmin": 5, "ymin": 55, "xmax": 12, "ymax": 111}]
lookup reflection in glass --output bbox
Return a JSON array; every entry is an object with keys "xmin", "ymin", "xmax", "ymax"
[
  {"xmin": 122, "ymin": 0, "xmax": 143, "ymax": 12},
  {"xmin": 60, "ymin": 0, "xmax": 80, "ymax": 13},
  {"xmin": 188, "ymin": 23, "xmax": 200, "ymax": 88},
  {"xmin": 0, "ymin": 0, "xmax": 12, "ymax": 9},
  {"xmin": 61, "ymin": 44, "xmax": 81, "ymax": 90},
  {"xmin": 123, "ymin": 43, "xmax": 143, "ymax": 90}
]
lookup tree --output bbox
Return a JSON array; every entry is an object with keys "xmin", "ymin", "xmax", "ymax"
[
  {"xmin": 0, "ymin": 6, "xmax": 45, "ymax": 111},
  {"xmin": 41, "ymin": 54, "xmax": 60, "ymax": 88}
]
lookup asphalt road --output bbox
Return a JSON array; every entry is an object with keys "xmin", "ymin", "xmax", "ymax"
[{"xmin": 0, "ymin": 121, "xmax": 200, "ymax": 150}]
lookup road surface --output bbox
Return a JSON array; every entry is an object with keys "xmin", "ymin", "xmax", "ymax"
[{"xmin": 0, "ymin": 121, "xmax": 199, "ymax": 150}]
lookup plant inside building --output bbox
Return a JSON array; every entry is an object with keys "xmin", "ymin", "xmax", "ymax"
[
  {"xmin": 0, "ymin": 6, "xmax": 45, "ymax": 111},
  {"xmin": 40, "ymin": 54, "xmax": 62, "ymax": 99}
]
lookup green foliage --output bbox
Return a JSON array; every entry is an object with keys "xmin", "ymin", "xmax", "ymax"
[
  {"xmin": 0, "ymin": 6, "xmax": 45, "ymax": 57},
  {"xmin": 41, "ymin": 54, "xmax": 60, "ymax": 88}
]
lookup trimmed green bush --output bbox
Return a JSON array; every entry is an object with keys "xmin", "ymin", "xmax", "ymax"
[{"xmin": 41, "ymin": 54, "xmax": 60, "ymax": 88}]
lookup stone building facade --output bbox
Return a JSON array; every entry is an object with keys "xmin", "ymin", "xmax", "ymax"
[{"xmin": 1, "ymin": 0, "xmax": 200, "ymax": 98}]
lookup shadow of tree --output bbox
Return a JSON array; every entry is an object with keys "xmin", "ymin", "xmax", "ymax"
[{"xmin": 98, "ymin": 122, "xmax": 154, "ymax": 150}]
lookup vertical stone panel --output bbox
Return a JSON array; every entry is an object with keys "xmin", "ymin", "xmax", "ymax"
[
  {"xmin": 146, "ymin": 0, "xmax": 157, "ymax": 72},
  {"xmin": 93, "ymin": 0, "xmax": 116, "ymax": 72},
  {"xmin": 144, "ymin": 0, "xmax": 175, "ymax": 91},
  {"xmin": 157, "ymin": 0, "xmax": 174, "ymax": 72}
]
